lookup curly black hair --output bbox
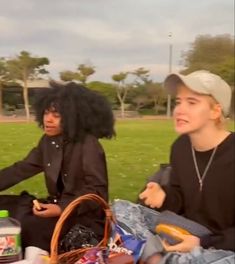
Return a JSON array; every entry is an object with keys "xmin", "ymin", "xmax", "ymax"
[{"xmin": 33, "ymin": 81, "xmax": 115, "ymax": 142}]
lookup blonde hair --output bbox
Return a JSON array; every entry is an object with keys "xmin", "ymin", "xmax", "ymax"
[{"xmin": 207, "ymin": 96, "xmax": 227, "ymax": 129}]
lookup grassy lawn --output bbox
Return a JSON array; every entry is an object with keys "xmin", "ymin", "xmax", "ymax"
[{"xmin": 0, "ymin": 119, "xmax": 234, "ymax": 202}]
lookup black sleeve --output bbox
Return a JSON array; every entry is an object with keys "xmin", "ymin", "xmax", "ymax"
[
  {"xmin": 58, "ymin": 136, "xmax": 108, "ymax": 211},
  {"xmin": 201, "ymin": 227, "xmax": 235, "ymax": 251},
  {"xmin": 0, "ymin": 139, "xmax": 44, "ymax": 191},
  {"xmin": 161, "ymin": 143, "xmax": 184, "ymax": 214}
]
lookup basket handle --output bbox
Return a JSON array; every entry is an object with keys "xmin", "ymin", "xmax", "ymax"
[{"xmin": 50, "ymin": 193, "xmax": 114, "ymax": 264}]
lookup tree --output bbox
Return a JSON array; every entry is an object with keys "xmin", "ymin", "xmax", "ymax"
[
  {"xmin": 88, "ymin": 81, "xmax": 117, "ymax": 105},
  {"xmin": 129, "ymin": 68, "xmax": 154, "ymax": 111},
  {"xmin": 77, "ymin": 64, "xmax": 95, "ymax": 84},
  {"xmin": 181, "ymin": 34, "xmax": 234, "ymax": 85},
  {"xmin": 132, "ymin": 94, "xmax": 150, "ymax": 111},
  {"xmin": 131, "ymin": 67, "xmax": 151, "ymax": 86},
  {"xmin": 0, "ymin": 58, "xmax": 9, "ymax": 116},
  {"xmin": 6, "ymin": 51, "xmax": 49, "ymax": 120},
  {"xmin": 146, "ymin": 82, "xmax": 167, "ymax": 114},
  {"xmin": 60, "ymin": 64, "xmax": 95, "ymax": 84},
  {"xmin": 213, "ymin": 57, "xmax": 235, "ymax": 86},
  {"xmin": 111, "ymin": 72, "xmax": 128, "ymax": 118},
  {"xmin": 59, "ymin": 71, "xmax": 76, "ymax": 82},
  {"xmin": 112, "ymin": 67, "xmax": 152, "ymax": 118}
]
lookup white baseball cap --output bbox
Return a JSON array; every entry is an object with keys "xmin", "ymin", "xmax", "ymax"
[{"xmin": 164, "ymin": 70, "xmax": 232, "ymax": 116}]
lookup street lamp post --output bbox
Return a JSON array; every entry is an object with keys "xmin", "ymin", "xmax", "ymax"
[{"xmin": 166, "ymin": 33, "xmax": 173, "ymax": 118}]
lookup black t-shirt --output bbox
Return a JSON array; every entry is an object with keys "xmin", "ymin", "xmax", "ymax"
[{"xmin": 162, "ymin": 132, "xmax": 235, "ymax": 251}]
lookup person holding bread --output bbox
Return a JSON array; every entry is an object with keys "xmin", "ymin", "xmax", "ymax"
[{"xmin": 114, "ymin": 70, "xmax": 234, "ymax": 263}]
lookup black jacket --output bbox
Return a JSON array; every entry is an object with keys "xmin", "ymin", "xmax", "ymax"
[
  {"xmin": 0, "ymin": 133, "xmax": 108, "ymax": 211},
  {"xmin": 0, "ymin": 134, "xmax": 109, "ymax": 250}
]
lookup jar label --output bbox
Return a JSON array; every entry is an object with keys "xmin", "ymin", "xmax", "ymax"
[{"xmin": 0, "ymin": 234, "xmax": 21, "ymax": 256}]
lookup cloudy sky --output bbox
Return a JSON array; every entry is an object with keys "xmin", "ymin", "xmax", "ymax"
[{"xmin": 0, "ymin": 0, "xmax": 234, "ymax": 82}]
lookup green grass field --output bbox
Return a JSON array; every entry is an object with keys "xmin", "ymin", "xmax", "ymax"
[{"xmin": 0, "ymin": 119, "xmax": 234, "ymax": 202}]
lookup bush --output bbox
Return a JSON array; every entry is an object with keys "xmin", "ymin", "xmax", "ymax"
[{"xmin": 138, "ymin": 108, "xmax": 156, "ymax": 115}]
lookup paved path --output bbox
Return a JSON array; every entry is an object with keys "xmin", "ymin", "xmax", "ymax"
[
  {"xmin": 0, "ymin": 115, "xmax": 171, "ymax": 123},
  {"xmin": 0, "ymin": 116, "xmax": 34, "ymax": 123}
]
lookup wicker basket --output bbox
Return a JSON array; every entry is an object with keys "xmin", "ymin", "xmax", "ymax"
[{"xmin": 50, "ymin": 193, "xmax": 114, "ymax": 264}]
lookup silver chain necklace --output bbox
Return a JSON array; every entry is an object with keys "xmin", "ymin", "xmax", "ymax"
[{"xmin": 191, "ymin": 145, "xmax": 217, "ymax": 191}]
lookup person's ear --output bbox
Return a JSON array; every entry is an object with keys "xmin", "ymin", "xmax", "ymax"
[{"xmin": 210, "ymin": 103, "xmax": 222, "ymax": 120}]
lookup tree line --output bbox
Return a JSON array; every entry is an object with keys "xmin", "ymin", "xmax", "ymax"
[{"xmin": 0, "ymin": 34, "xmax": 234, "ymax": 120}]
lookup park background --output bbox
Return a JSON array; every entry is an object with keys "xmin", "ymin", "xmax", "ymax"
[
  {"xmin": 0, "ymin": 0, "xmax": 234, "ymax": 202},
  {"xmin": 0, "ymin": 119, "xmax": 234, "ymax": 202},
  {"xmin": 0, "ymin": 0, "xmax": 234, "ymax": 120}
]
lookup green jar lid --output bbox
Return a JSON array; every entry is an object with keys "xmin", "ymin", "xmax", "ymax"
[{"xmin": 0, "ymin": 210, "xmax": 9, "ymax": 218}]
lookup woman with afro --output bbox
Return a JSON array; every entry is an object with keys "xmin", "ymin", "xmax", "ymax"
[{"xmin": 0, "ymin": 81, "xmax": 115, "ymax": 256}]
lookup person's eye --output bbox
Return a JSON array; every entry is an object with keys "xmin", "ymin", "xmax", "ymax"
[
  {"xmin": 53, "ymin": 113, "xmax": 61, "ymax": 118},
  {"xmin": 188, "ymin": 100, "xmax": 197, "ymax": 105}
]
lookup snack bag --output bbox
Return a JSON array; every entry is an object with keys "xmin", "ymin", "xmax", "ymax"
[
  {"xmin": 108, "ymin": 224, "xmax": 146, "ymax": 264},
  {"xmin": 74, "ymin": 248, "xmax": 107, "ymax": 264}
]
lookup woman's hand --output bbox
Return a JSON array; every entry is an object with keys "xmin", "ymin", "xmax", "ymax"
[
  {"xmin": 162, "ymin": 233, "xmax": 200, "ymax": 252},
  {"xmin": 139, "ymin": 182, "xmax": 166, "ymax": 208},
  {"xmin": 33, "ymin": 202, "xmax": 62, "ymax": 218}
]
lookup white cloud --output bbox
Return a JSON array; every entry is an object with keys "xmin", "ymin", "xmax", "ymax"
[
  {"xmin": 56, "ymin": 18, "xmax": 131, "ymax": 42},
  {"xmin": 0, "ymin": 16, "xmax": 18, "ymax": 37},
  {"xmin": 0, "ymin": 0, "xmax": 233, "ymax": 82}
]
